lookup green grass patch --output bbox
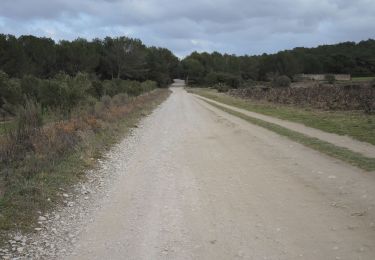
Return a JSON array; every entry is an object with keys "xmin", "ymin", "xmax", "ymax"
[
  {"xmin": 199, "ymin": 98, "xmax": 375, "ymax": 171},
  {"xmin": 352, "ymin": 77, "xmax": 375, "ymax": 82},
  {"xmin": 0, "ymin": 121, "xmax": 15, "ymax": 135},
  {"xmin": 189, "ymin": 88, "xmax": 375, "ymax": 145}
]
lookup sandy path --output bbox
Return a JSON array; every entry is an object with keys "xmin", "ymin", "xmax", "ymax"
[
  {"xmin": 194, "ymin": 94, "xmax": 375, "ymax": 158},
  {"xmin": 63, "ymin": 87, "xmax": 375, "ymax": 260}
]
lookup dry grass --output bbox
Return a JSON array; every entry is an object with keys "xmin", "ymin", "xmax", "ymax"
[{"xmin": 0, "ymin": 89, "xmax": 170, "ymax": 242}]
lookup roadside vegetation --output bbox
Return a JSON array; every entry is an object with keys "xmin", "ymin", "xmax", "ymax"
[
  {"xmin": 190, "ymin": 89, "xmax": 375, "ymax": 146},
  {"xmin": 0, "ymin": 34, "xmax": 178, "ymax": 241},
  {"xmin": 352, "ymin": 77, "xmax": 375, "ymax": 82},
  {"xmin": 0, "ymin": 88, "xmax": 170, "ymax": 238}
]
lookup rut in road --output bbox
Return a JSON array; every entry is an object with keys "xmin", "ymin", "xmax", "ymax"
[{"xmin": 65, "ymin": 87, "xmax": 375, "ymax": 260}]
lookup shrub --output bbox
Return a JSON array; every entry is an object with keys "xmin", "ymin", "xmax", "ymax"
[
  {"xmin": 272, "ymin": 75, "xmax": 291, "ymax": 88},
  {"xmin": 205, "ymin": 72, "xmax": 241, "ymax": 88},
  {"xmin": 112, "ymin": 93, "xmax": 129, "ymax": 106},
  {"xmin": 214, "ymin": 83, "xmax": 230, "ymax": 93},
  {"xmin": 14, "ymin": 100, "xmax": 43, "ymax": 143},
  {"xmin": 100, "ymin": 95, "xmax": 112, "ymax": 109},
  {"xmin": 325, "ymin": 74, "xmax": 336, "ymax": 84},
  {"xmin": 20, "ymin": 75, "xmax": 41, "ymax": 100},
  {"xmin": 241, "ymin": 80, "xmax": 256, "ymax": 88},
  {"xmin": 1, "ymin": 100, "xmax": 43, "ymax": 163},
  {"xmin": 0, "ymin": 71, "xmax": 22, "ymax": 115},
  {"xmin": 141, "ymin": 80, "xmax": 157, "ymax": 93}
]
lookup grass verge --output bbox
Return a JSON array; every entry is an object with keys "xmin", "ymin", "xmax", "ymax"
[
  {"xmin": 352, "ymin": 77, "xmax": 375, "ymax": 82},
  {"xmin": 0, "ymin": 89, "xmax": 170, "ymax": 244},
  {"xmin": 198, "ymin": 98, "xmax": 375, "ymax": 171},
  {"xmin": 189, "ymin": 88, "xmax": 375, "ymax": 145}
]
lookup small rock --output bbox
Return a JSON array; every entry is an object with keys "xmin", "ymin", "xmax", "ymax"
[
  {"xmin": 351, "ymin": 211, "xmax": 367, "ymax": 217},
  {"xmin": 16, "ymin": 247, "xmax": 24, "ymax": 253},
  {"xmin": 38, "ymin": 216, "xmax": 47, "ymax": 221},
  {"xmin": 14, "ymin": 235, "xmax": 23, "ymax": 242},
  {"xmin": 62, "ymin": 193, "xmax": 69, "ymax": 198},
  {"xmin": 328, "ymin": 175, "xmax": 337, "ymax": 179},
  {"xmin": 35, "ymin": 228, "xmax": 42, "ymax": 231}
]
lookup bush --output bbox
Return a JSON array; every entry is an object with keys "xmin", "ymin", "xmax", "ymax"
[
  {"xmin": 272, "ymin": 75, "xmax": 291, "ymax": 88},
  {"xmin": 141, "ymin": 80, "xmax": 157, "ymax": 93},
  {"xmin": 0, "ymin": 71, "xmax": 22, "ymax": 115},
  {"xmin": 20, "ymin": 75, "xmax": 41, "ymax": 100},
  {"xmin": 100, "ymin": 95, "xmax": 112, "ymax": 109},
  {"xmin": 205, "ymin": 72, "xmax": 241, "ymax": 88},
  {"xmin": 241, "ymin": 80, "xmax": 257, "ymax": 88},
  {"xmin": 15, "ymin": 100, "xmax": 43, "ymax": 142},
  {"xmin": 325, "ymin": 74, "xmax": 336, "ymax": 84},
  {"xmin": 214, "ymin": 83, "xmax": 230, "ymax": 93},
  {"xmin": 0, "ymin": 100, "xmax": 43, "ymax": 163},
  {"xmin": 112, "ymin": 93, "xmax": 129, "ymax": 106}
]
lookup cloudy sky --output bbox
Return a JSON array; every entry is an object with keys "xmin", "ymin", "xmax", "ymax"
[{"xmin": 0, "ymin": 0, "xmax": 374, "ymax": 57}]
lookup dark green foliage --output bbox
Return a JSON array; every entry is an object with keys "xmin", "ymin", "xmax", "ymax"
[
  {"xmin": 0, "ymin": 34, "xmax": 178, "ymax": 87},
  {"xmin": 272, "ymin": 75, "xmax": 291, "ymax": 88},
  {"xmin": 214, "ymin": 83, "xmax": 230, "ymax": 93},
  {"xmin": 146, "ymin": 47, "xmax": 179, "ymax": 87},
  {"xmin": 180, "ymin": 39, "xmax": 375, "ymax": 89},
  {"xmin": 205, "ymin": 72, "xmax": 241, "ymax": 88},
  {"xmin": 0, "ymin": 70, "xmax": 157, "ymax": 116},
  {"xmin": 0, "ymin": 71, "xmax": 22, "ymax": 116},
  {"xmin": 181, "ymin": 58, "xmax": 205, "ymax": 85}
]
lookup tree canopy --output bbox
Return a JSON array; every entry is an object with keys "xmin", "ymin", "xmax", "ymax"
[
  {"xmin": 179, "ymin": 39, "xmax": 375, "ymax": 86},
  {"xmin": 0, "ymin": 34, "xmax": 179, "ymax": 87}
]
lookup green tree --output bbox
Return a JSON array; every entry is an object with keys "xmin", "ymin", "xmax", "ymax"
[{"xmin": 102, "ymin": 37, "xmax": 147, "ymax": 80}]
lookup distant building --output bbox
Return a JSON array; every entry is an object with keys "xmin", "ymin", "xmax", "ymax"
[{"xmin": 294, "ymin": 74, "xmax": 351, "ymax": 81}]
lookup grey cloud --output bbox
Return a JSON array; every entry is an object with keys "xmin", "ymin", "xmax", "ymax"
[{"xmin": 0, "ymin": 0, "xmax": 374, "ymax": 57}]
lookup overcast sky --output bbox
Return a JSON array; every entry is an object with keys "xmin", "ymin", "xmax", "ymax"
[{"xmin": 0, "ymin": 0, "xmax": 374, "ymax": 57}]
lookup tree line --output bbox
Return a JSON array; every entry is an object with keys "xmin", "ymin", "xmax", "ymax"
[
  {"xmin": 180, "ymin": 39, "xmax": 375, "ymax": 87},
  {"xmin": 0, "ymin": 34, "xmax": 180, "ymax": 116},
  {"xmin": 0, "ymin": 34, "xmax": 179, "ymax": 85},
  {"xmin": 1, "ymin": 34, "xmax": 375, "ymax": 115}
]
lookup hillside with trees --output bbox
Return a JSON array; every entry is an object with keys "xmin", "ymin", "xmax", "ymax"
[{"xmin": 180, "ymin": 39, "xmax": 375, "ymax": 87}]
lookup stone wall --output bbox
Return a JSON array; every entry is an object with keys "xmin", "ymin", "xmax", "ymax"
[{"xmin": 294, "ymin": 74, "xmax": 351, "ymax": 81}]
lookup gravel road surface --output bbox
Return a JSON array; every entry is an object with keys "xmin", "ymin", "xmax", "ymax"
[{"xmin": 60, "ymin": 86, "xmax": 375, "ymax": 260}]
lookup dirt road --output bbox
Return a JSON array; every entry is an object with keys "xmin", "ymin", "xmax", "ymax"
[
  {"xmin": 194, "ymin": 94, "xmax": 375, "ymax": 158},
  {"xmin": 65, "ymin": 86, "xmax": 375, "ymax": 260}
]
